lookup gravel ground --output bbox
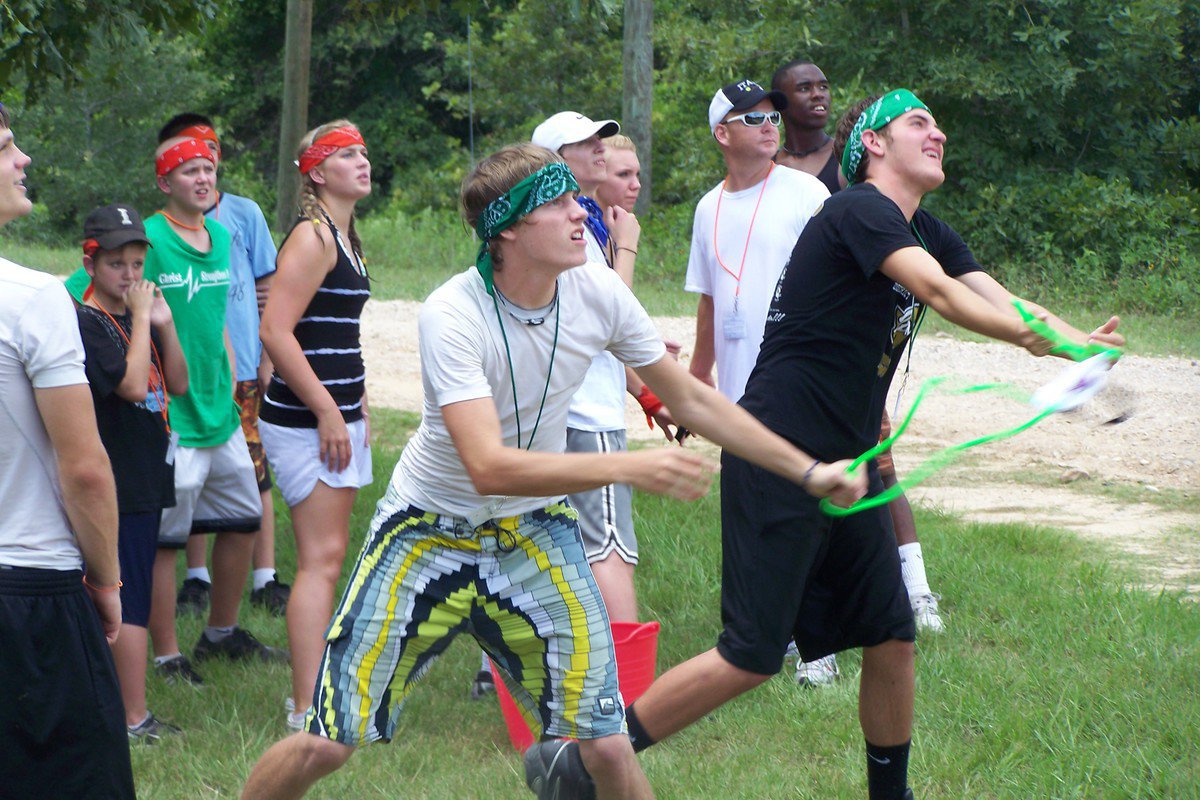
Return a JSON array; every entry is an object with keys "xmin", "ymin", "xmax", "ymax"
[{"xmin": 362, "ymin": 300, "xmax": 1199, "ymax": 594}]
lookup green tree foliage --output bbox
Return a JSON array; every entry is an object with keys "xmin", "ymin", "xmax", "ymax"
[
  {"xmin": 0, "ymin": 0, "xmax": 217, "ymax": 90},
  {"xmin": 4, "ymin": 36, "xmax": 215, "ymax": 242},
  {"xmin": 2, "ymin": 0, "xmax": 1196, "ymax": 315}
]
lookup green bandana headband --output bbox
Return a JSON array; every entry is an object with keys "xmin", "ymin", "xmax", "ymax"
[
  {"xmin": 840, "ymin": 88, "xmax": 929, "ymax": 186},
  {"xmin": 474, "ymin": 161, "xmax": 580, "ymax": 296}
]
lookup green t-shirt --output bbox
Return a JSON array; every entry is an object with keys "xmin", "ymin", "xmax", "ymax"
[
  {"xmin": 63, "ymin": 264, "xmax": 90, "ymax": 302},
  {"xmin": 140, "ymin": 213, "xmax": 240, "ymax": 447}
]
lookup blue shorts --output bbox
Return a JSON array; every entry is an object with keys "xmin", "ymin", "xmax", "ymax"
[
  {"xmin": 305, "ymin": 502, "xmax": 626, "ymax": 746},
  {"xmin": 117, "ymin": 511, "xmax": 160, "ymax": 627}
]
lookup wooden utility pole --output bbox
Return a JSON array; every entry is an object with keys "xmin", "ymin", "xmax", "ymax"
[
  {"xmin": 622, "ymin": 0, "xmax": 653, "ymax": 214},
  {"xmin": 274, "ymin": 0, "xmax": 313, "ymax": 232}
]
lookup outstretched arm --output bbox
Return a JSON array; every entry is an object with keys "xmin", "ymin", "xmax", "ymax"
[
  {"xmin": 955, "ymin": 270, "xmax": 1124, "ymax": 351},
  {"xmin": 881, "ymin": 247, "xmax": 1053, "ymax": 354},
  {"xmin": 633, "ymin": 356, "xmax": 866, "ymax": 505},
  {"xmin": 442, "ymin": 397, "xmax": 716, "ymax": 501}
]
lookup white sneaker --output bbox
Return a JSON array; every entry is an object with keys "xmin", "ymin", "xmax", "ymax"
[
  {"xmin": 794, "ymin": 653, "xmax": 839, "ymax": 687},
  {"xmin": 284, "ymin": 696, "xmax": 306, "ymax": 731},
  {"xmin": 911, "ymin": 592, "xmax": 945, "ymax": 632}
]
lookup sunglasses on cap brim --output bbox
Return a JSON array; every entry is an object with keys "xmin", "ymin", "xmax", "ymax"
[{"xmin": 723, "ymin": 110, "xmax": 782, "ymax": 128}]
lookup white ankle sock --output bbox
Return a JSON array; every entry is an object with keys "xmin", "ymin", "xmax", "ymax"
[
  {"xmin": 252, "ymin": 568, "xmax": 276, "ymax": 591},
  {"xmin": 154, "ymin": 653, "xmax": 183, "ymax": 666},
  {"xmin": 898, "ymin": 542, "xmax": 931, "ymax": 597},
  {"xmin": 186, "ymin": 567, "xmax": 212, "ymax": 584},
  {"xmin": 204, "ymin": 625, "xmax": 236, "ymax": 642}
]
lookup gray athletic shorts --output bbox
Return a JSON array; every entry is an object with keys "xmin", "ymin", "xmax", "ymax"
[
  {"xmin": 159, "ymin": 427, "xmax": 263, "ymax": 548},
  {"xmin": 565, "ymin": 428, "xmax": 636, "ymax": 565}
]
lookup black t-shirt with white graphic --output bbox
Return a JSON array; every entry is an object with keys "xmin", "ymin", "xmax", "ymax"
[
  {"xmin": 740, "ymin": 182, "xmax": 983, "ymax": 461},
  {"xmin": 77, "ymin": 306, "xmax": 176, "ymax": 514}
]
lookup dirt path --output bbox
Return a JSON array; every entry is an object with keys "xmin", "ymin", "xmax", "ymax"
[{"xmin": 361, "ymin": 300, "xmax": 1200, "ymax": 594}]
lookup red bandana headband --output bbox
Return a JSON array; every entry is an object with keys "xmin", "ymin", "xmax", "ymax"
[
  {"xmin": 155, "ymin": 137, "xmax": 216, "ymax": 177},
  {"xmin": 298, "ymin": 126, "xmax": 365, "ymax": 175},
  {"xmin": 178, "ymin": 124, "xmax": 220, "ymax": 158},
  {"xmin": 82, "ymin": 238, "xmax": 101, "ymax": 258}
]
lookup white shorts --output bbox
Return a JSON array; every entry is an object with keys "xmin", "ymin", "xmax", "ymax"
[
  {"xmin": 159, "ymin": 427, "xmax": 263, "ymax": 548},
  {"xmin": 259, "ymin": 418, "xmax": 373, "ymax": 508}
]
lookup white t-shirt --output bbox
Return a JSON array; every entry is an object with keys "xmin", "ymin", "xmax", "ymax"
[
  {"xmin": 385, "ymin": 263, "xmax": 665, "ymax": 520},
  {"xmin": 567, "ymin": 228, "xmax": 627, "ymax": 431},
  {"xmin": 685, "ymin": 165, "xmax": 829, "ymax": 402},
  {"xmin": 0, "ymin": 257, "xmax": 89, "ymax": 570}
]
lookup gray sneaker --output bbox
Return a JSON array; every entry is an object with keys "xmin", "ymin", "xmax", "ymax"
[
  {"xmin": 523, "ymin": 739, "xmax": 596, "ymax": 800},
  {"xmin": 794, "ymin": 653, "xmax": 839, "ymax": 687},
  {"xmin": 127, "ymin": 712, "xmax": 181, "ymax": 744}
]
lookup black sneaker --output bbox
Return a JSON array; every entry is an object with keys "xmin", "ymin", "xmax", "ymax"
[
  {"xmin": 469, "ymin": 668, "xmax": 496, "ymax": 701},
  {"xmin": 523, "ymin": 739, "xmax": 596, "ymax": 800},
  {"xmin": 250, "ymin": 578, "xmax": 291, "ymax": 616},
  {"xmin": 193, "ymin": 627, "xmax": 289, "ymax": 664},
  {"xmin": 176, "ymin": 577, "xmax": 211, "ymax": 617},
  {"xmin": 155, "ymin": 654, "xmax": 205, "ymax": 686},
  {"xmin": 127, "ymin": 712, "xmax": 182, "ymax": 744}
]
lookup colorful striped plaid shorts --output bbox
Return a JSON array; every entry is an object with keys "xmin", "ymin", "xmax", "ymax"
[{"xmin": 305, "ymin": 501, "xmax": 626, "ymax": 745}]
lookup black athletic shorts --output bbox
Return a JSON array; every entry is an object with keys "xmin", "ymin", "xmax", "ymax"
[
  {"xmin": 0, "ymin": 566, "xmax": 135, "ymax": 799},
  {"xmin": 716, "ymin": 451, "xmax": 916, "ymax": 676}
]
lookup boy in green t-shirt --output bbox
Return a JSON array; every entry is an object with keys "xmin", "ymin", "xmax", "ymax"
[{"xmin": 140, "ymin": 136, "xmax": 285, "ymax": 685}]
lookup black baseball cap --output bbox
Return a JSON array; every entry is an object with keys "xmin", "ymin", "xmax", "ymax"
[
  {"xmin": 708, "ymin": 79, "xmax": 788, "ymax": 131},
  {"xmin": 82, "ymin": 204, "xmax": 152, "ymax": 251}
]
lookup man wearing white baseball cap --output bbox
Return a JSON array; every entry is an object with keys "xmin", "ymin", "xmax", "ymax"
[{"xmin": 525, "ymin": 109, "xmax": 668, "ymax": 659}]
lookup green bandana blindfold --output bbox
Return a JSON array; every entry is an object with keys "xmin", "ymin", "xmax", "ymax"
[
  {"xmin": 475, "ymin": 161, "xmax": 580, "ymax": 296},
  {"xmin": 840, "ymin": 89, "xmax": 929, "ymax": 186}
]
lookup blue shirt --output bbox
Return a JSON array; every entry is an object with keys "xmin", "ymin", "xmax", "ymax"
[{"xmin": 209, "ymin": 192, "xmax": 277, "ymax": 381}]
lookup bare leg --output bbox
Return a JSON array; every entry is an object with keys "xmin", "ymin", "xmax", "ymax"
[
  {"xmin": 589, "ymin": 552, "xmax": 638, "ymax": 623},
  {"xmin": 241, "ymin": 733, "xmax": 354, "ymax": 800},
  {"xmin": 148, "ymin": 548, "xmax": 179, "ymax": 657},
  {"xmin": 184, "ymin": 533, "xmax": 208, "ymax": 571},
  {"xmin": 288, "ymin": 483, "xmax": 356, "ymax": 708},
  {"xmin": 208, "ymin": 531, "xmax": 255, "ymax": 628},
  {"xmin": 882, "ymin": 472, "xmax": 918, "ymax": 547},
  {"xmin": 628, "ymin": 647, "xmax": 771, "ymax": 742},
  {"xmin": 252, "ymin": 490, "xmax": 277, "ymax": 571},
  {"xmin": 579, "ymin": 734, "xmax": 654, "ymax": 800},
  {"xmin": 111, "ymin": 624, "xmax": 149, "ymax": 726},
  {"xmin": 858, "ymin": 639, "xmax": 914, "ymax": 745}
]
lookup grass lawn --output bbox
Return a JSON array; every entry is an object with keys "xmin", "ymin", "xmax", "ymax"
[{"xmin": 129, "ymin": 408, "xmax": 1199, "ymax": 799}]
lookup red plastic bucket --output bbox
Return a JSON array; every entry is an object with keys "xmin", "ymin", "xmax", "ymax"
[{"xmin": 492, "ymin": 620, "xmax": 661, "ymax": 751}]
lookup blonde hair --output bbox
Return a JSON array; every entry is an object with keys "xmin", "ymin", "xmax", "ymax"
[
  {"xmin": 296, "ymin": 118, "xmax": 365, "ymax": 263},
  {"xmin": 602, "ymin": 134, "xmax": 637, "ymax": 155}
]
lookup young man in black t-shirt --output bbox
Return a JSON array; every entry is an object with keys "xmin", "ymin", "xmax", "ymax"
[
  {"xmin": 77, "ymin": 204, "xmax": 189, "ymax": 741},
  {"xmin": 528, "ymin": 90, "xmax": 1124, "ymax": 800}
]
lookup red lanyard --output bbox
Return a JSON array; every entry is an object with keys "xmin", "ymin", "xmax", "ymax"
[
  {"xmin": 86, "ymin": 297, "xmax": 170, "ymax": 432},
  {"xmin": 712, "ymin": 162, "xmax": 774, "ymax": 300}
]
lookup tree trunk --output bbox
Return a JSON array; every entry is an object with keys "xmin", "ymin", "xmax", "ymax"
[
  {"xmin": 622, "ymin": 0, "xmax": 653, "ymax": 214},
  {"xmin": 274, "ymin": 0, "xmax": 313, "ymax": 232}
]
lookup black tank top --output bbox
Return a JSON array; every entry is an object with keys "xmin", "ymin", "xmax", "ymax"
[
  {"xmin": 815, "ymin": 151, "xmax": 841, "ymax": 195},
  {"xmin": 261, "ymin": 214, "xmax": 370, "ymax": 428}
]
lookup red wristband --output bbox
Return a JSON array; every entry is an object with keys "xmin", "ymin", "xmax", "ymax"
[{"xmin": 636, "ymin": 386, "xmax": 664, "ymax": 428}]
